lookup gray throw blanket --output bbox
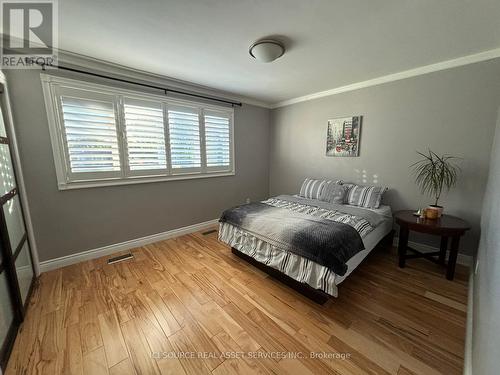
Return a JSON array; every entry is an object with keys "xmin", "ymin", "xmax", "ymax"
[{"xmin": 219, "ymin": 202, "xmax": 365, "ymax": 276}]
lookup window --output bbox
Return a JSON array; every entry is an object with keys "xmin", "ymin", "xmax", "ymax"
[
  {"xmin": 59, "ymin": 91, "xmax": 121, "ymax": 177},
  {"xmin": 167, "ymin": 106, "xmax": 201, "ymax": 170},
  {"xmin": 41, "ymin": 75, "xmax": 234, "ymax": 189},
  {"xmin": 204, "ymin": 110, "xmax": 231, "ymax": 169},
  {"xmin": 123, "ymin": 99, "xmax": 167, "ymax": 172}
]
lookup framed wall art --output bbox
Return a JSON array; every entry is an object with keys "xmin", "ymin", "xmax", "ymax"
[{"xmin": 326, "ymin": 116, "xmax": 362, "ymax": 157}]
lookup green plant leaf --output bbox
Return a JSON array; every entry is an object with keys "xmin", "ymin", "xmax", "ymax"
[{"xmin": 411, "ymin": 149, "xmax": 460, "ymax": 205}]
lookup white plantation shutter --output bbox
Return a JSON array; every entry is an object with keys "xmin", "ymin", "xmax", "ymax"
[
  {"xmin": 204, "ymin": 111, "xmax": 231, "ymax": 169},
  {"xmin": 167, "ymin": 106, "xmax": 201, "ymax": 170},
  {"xmin": 59, "ymin": 94, "xmax": 121, "ymax": 175},
  {"xmin": 43, "ymin": 76, "xmax": 235, "ymax": 189},
  {"xmin": 123, "ymin": 99, "xmax": 167, "ymax": 172}
]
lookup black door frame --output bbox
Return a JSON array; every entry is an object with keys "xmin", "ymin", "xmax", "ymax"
[{"xmin": 0, "ymin": 87, "xmax": 36, "ymax": 371}]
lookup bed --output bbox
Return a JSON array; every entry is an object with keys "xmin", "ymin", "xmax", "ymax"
[{"xmin": 218, "ymin": 188, "xmax": 394, "ymax": 304}]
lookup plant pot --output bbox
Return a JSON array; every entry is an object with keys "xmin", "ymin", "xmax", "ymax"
[{"xmin": 427, "ymin": 205, "xmax": 443, "ymax": 218}]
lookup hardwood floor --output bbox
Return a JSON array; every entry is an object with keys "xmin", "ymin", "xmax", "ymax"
[{"xmin": 5, "ymin": 228, "xmax": 469, "ymax": 375}]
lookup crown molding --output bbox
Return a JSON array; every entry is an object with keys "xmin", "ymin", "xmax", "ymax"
[
  {"xmin": 0, "ymin": 33, "xmax": 272, "ymax": 108},
  {"xmin": 270, "ymin": 47, "xmax": 500, "ymax": 108},
  {"xmin": 4, "ymin": 33, "xmax": 500, "ymax": 110},
  {"xmin": 57, "ymin": 50, "xmax": 273, "ymax": 108}
]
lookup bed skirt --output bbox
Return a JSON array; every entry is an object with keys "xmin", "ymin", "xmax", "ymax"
[{"xmin": 218, "ymin": 222, "xmax": 339, "ymax": 297}]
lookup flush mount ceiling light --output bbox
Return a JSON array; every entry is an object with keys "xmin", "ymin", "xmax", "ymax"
[{"xmin": 249, "ymin": 39, "xmax": 285, "ymax": 63}]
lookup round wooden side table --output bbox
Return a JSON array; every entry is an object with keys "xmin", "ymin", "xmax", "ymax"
[{"xmin": 394, "ymin": 210, "xmax": 470, "ymax": 280}]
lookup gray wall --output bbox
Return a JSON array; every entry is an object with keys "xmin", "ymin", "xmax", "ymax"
[
  {"xmin": 5, "ymin": 68, "xmax": 270, "ymax": 262},
  {"xmin": 471, "ymin": 109, "xmax": 500, "ymax": 374},
  {"xmin": 270, "ymin": 59, "xmax": 500, "ymax": 253},
  {"xmin": 6, "ymin": 56, "xmax": 500, "ymax": 262}
]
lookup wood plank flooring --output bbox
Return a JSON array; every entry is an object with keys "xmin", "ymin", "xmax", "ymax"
[{"xmin": 5, "ymin": 228, "xmax": 469, "ymax": 375}]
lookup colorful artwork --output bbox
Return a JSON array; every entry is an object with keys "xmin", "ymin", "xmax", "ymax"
[{"xmin": 326, "ymin": 116, "xmax": 362, "ymax": 157}]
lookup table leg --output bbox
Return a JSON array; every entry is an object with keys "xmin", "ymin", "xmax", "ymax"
[
  {"xmin": 446, "ymin": 236, "xmax": 460, "ymax": 280},
  {"xmin": 398, "ymin": 226, "xmax": 409, "ymax": 268},
  {"xmin": 439, "ymin": 236, "xmax": 448, "ymax": 265}
]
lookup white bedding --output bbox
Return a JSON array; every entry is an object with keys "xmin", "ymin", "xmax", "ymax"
[
  {"xmin": 336, "ymin": 213, "xmax": 393, "ymax": 284},
  {"xmin": 364, "ymin": 204, "xmax": 393, "ymax": 218},
  {"xmin": 219, "ymin": 203, "xmax": 393, "ymax": 297}
]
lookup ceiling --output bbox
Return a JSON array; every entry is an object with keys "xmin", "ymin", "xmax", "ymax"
[{"xmin": 59, "ymin": 0, "xmax": 500, "ymax": 105}]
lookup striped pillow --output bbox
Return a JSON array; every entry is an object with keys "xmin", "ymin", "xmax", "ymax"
[
  {"xmin": 319, "ymin": 181, "xmax": 347, "ymax": 204},
  {"xmin": 345, "ymin": 184, "xmax": 387, "ymax": 209},
  {"xmin": 340, "ymin": 183, "xmax": 355, "ymax": 203},
  {"xmin": 299, "ymin": 178, "xmax": 329, "ymax": 200}
]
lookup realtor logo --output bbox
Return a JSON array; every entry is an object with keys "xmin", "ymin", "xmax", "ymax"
[{"xmin": 0, "ymin": 0, "xmax": 57, "ymax": 68}]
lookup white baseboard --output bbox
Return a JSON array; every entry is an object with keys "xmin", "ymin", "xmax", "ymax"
[
  {"xmin": 39, "ymin": 219, "xmax": 219, "ymax": 273},
  {"xmin": 39, "ymin": 225, "xmax": 472, "ymax": 273},
  {"xmin": 393, "ymin": 237, "xmax": 473, "ymax": 267}
]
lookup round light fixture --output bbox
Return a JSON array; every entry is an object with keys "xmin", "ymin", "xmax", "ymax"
[{"xmin": 249, "ymin": 39, "xmax": 285, "ymax": 63}]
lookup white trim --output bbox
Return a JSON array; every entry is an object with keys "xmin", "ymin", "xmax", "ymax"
[
  {"xmin": 55, "ymin": 49, "xmax": 272, "ymax": 109},
  {"xmin": 392, "ymin": 237, "xmax": 473, "ymax": 267},
  {"xmin": 271, "ymin": 48, "xmax": 500, "ymax": 108},
  {"xmin": 56, "ymin": 171, "xmax": 235, "ymax": 190},
  {"xmin": 11, "ymin": 34, "xmax": 500, "ymax": 109},
  {"xmin": 39, "ymin": 219, "xmax": 219, "ymax": 272},
  {"xmin": 0, "ymin": 36, "xmax": 271, "ymax": 108},
  {"xmin": 12, "ymin": 34, "xmax": 500, "ymax": 110},
  {"xmin": 41, "ymin": 74, "xmax": 68, "ymax": 186},
  {"xmin": 463, "ymin": 271, "xmax": 473, "ymax": 375},
  {"xmin": 41, "ymin": 73, "xmax": 239, "ymax": 112},
  {"xmin": 0, "ymin": 71, "xmax": 41, "ymax": 276}
]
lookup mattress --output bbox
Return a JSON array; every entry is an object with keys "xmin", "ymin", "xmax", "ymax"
[
  {"xmin": 335, "ymin": 214, "xmax": 393, "ymax": 284},
  {"xmin": 219, "ymin": 204, "xmax": 393, "ymax": 297}
]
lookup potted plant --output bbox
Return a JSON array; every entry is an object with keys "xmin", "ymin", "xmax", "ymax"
[{"xmin": 411, "ymin": 150, "xmax": 460, "ymax": 218}]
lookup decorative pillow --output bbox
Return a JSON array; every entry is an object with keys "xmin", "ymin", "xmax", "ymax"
[
  {"xmin": 339, "ymin": 183, "xmax": 355, "ymax": 203},
  {"xmin": 344, "ymin": 184, "xmax": 387, "ymax": 208},
  {"xmin": 319, "ymin": 181, "xmax": 347, "ymax": 204},
  {"xmin": 299, "ymin": 178, "xmax": 328, "ymax": 199}
]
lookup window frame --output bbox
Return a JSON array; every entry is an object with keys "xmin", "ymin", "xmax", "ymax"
[
  {"xmin": 55, "ymin": 85, "xmax": 123, "ymax": 181},
  {"xmin": 41, "ymin": 74, "xmax": 235, "ymax": 190}
]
